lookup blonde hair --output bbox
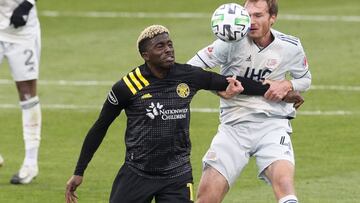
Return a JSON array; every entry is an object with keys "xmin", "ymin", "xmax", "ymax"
[{"xmin": 137, "ymin": 25, "xmax": 170, "ymax": 53}]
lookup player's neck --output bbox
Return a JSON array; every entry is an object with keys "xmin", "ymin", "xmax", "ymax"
[{"xmin": 146, "ymin": 63, "xmax": 170, "ymax": 79}]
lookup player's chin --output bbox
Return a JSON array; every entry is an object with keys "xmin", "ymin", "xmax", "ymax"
[
  {"xmin": 159, "ymin": 61, "xmax": 175, "ymax": 69},
  {"xmin": 163, "ymin": 58, "xmax": 175, "ymax": 66},
  {"xmin": 248, "ymin": 30, "xmax": 257, "ymax": 37}
]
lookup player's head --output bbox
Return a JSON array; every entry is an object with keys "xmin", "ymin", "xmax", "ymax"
[
  {"xmin": 244, "ymin": 0, "xmax": 278, "ymax": 41},
  {"xmin": 137, "ymin": 25, "xmax": 175, "ymax": 69}
]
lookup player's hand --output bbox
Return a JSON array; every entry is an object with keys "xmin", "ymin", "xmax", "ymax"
[
  {"xmin": 283, "ymin": 91, "xmax": 304, "ymax": 109},
  {"xmin": 218, "ymin": 75, "xmax": 244, "ymax": 99},
  {"xmin": 10, "ymin": 0, "xmax": 33, "ymax": 28},
  {"xmin": 264, "ymin": 80, "xmax": 293, "ymax": 102},
  {"xmin": 65, "ymin": 175, "xmax": 83, "ymax": 203}
]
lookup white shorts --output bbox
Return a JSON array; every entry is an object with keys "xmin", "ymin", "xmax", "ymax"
[
  {"xmin": 202, "ymin": 117, "xmax": 295, "ymax": 186},
  {"xmin": 0, "ymin": 34, "xmax": 41, "ymax": 81}
]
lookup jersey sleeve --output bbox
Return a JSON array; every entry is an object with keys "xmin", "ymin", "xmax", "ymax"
[
  {"xmin": 187, "ymin": 39, "xmax": 231, "ymax": 69},
  {"xmin": 73, "ymin": 80, "xmax": 131, "ymax": 176},
  {"xmin": 189, "ymin": 65, "xmax": 269, "ymax": 95},
  {"xmin": 288, "ymin": 41, "xmax": 312, "ymax": 92}
]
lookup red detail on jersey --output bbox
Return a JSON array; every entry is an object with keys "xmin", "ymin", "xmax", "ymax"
[
  {"xmin": 266, "ymin": 59, "xmax": 278, "ymax": 68},
  {"xmin": 207, "ymin": 46, "xmax": 214, "ymax": 53},
  {"xmin": 303, "ymin": 56, "xmax": 308, "ymax": 68}
]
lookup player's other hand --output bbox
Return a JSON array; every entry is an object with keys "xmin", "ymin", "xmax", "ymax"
[
  {"xmin": 283, "ymin": 91, "xmax": 304, "ymax": 109},
  {"xmin": 65, "ymin": 175, "xmax": 83, "ymax": 203},
  {"xmin": 264, "ymin": 79, "xmax": 292, "ymax": 102},
  {"xmin": 218, "ymin": 75, "xmax": 244, "ymax": 99},
  {"xmin": 10, "ymin": 0, "xmax": 33, "ymax": 28}
]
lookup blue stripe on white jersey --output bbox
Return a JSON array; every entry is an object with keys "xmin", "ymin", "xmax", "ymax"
[{"xmin": 277, "ymin": 34, "xmax": 299, "ymax": 46}]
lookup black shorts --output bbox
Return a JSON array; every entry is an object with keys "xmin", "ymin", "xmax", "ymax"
[{"xmin": 109, "ymin": 164, "xmax": 194, "ymax": 203}]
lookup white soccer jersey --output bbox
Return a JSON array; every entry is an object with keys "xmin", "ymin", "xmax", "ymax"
[
  {"xmin": 0, "ymin": 0, "xmax": 40, "ymax": 43},
  {"xmin": 188, "ymin": 29, "xmax": 311, "ymax": 125}
]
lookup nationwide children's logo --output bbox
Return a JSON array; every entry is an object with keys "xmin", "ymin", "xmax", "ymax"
[
  {"xmin": 145, "ymin": 102, "xmax": 188, "ymax": 120},
  {"xmin": 176, "ymin": 83, "xmax": 190, "ymax": 98},
  {"xmin": 146, "ymin": 102, "xmax": 163, "ymax": 119}
]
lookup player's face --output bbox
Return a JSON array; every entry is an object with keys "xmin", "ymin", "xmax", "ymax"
[
  {"xmin": 142, "ymin": 33, "xmax": 175, "ymax": 70},
  {"xmin": 245, "ymin": 0, "xmax": 276, "ymax": 43}
]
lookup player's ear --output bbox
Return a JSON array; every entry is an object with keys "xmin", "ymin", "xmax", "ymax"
[
  {"xmin": 270, "ymin": 15, "xmax": 276, "ymax": 26},
  {"xmin": 141, "ymin": 51, "xmax": 149, "ymax": 61}
]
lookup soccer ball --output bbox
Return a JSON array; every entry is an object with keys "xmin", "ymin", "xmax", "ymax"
[{"xmin": 211, "ymin": 3, "xmax": 251, "ymax": 42}]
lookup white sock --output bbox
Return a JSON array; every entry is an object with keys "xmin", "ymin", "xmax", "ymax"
[
  {"xmin": 20, "ymin": 96, "xmax": 41, "ymax": 167},
  {"xmin": 278, "ymin": 195, "xmax": 298, "ymax": 203}
]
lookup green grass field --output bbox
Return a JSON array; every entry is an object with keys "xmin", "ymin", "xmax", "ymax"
[{"xmin": 0, "ymin": 0, "xmax": 359, "ymax": 202}]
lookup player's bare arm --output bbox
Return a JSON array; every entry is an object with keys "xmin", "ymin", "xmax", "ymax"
[{"xmin": 282, "ymin": 91, "xmax": 304, "ymax": 109}]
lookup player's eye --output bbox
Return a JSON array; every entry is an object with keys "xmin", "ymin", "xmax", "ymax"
[{"xmin": 155, "ymin": 43, "xmax": 164, "ymax": 49}]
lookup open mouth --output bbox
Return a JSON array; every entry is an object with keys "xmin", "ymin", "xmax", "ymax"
[{"xmin": 165, "ymin": 55, "xmax": 175, "ymax": 62}]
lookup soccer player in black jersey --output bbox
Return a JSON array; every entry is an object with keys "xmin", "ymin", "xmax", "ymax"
[{"xmin": 65, "ymin": 25, "xmax": 302, "ymax": 203}]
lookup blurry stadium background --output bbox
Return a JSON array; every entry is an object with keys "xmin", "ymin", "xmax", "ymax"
[{"xmin": 0, "ymin": 0, "xmax": 359, "ymax": 202}]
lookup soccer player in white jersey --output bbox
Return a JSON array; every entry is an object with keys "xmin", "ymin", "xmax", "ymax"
[
  {"xmin": 0, "ymin": 0, "xmax": 41, "ymax": 184},
  {"xmin": 187, "ymin": 0, "xmax": 311, "ymax": 202}
]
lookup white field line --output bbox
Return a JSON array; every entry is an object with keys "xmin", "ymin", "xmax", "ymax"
[
  {"xmin": 0, "ymin": 103, "xmax": 358, "ymax": 116},
  {"xmin": 39, "ymin": 10, "xmax": 360, "ymax": 22},
  {"xmin": 1, "ymin": 79, "xmax": 359, "ymax": 91}
]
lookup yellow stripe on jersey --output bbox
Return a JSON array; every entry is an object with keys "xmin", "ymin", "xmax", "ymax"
[
  {"xmin": 187, "ymin": 183, "xmax": 194, "ymax": 201},
  {"xmin": 123, "ymin": 75, "xmax": 137, "ymax": 94},
  {"xmin": 135, "ymin": 67, "xmax": 149, "ymax": 86},
  {"xmin": 129, "ymin": 72, "xmax": 143, "ymax": 89}
]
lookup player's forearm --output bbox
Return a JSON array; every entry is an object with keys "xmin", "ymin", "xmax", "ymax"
[
  {"xmin": 73, "ymin": 104, "xmax": 120, "ymax": 176},
  {"xmin": 290, "ymin": 72, "xmax": 311, "ymax": 92},
  {"xmin": 187, "ymin": 55, "xmax": 208, "ymax": 68},
  {"xmin": 236, "ymin": 76, "xmax": 270, "ymax": 95},
  {"xmin": 73, "ymin": 124, "xmax": 108, "ymax": 176}
]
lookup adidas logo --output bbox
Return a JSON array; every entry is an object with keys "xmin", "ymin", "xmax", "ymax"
[{"xmin": 141, "ymin": 93, "xmax": 152, "ymax": 99}]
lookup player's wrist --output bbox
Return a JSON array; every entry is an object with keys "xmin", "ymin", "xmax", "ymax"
[
  {"xmin": 288, "ymin": 80, "xmax": 294, "ymax": 91},
  {"xmin": 285, "ymin": 80, "xmax": 293, "ymax": 92}
]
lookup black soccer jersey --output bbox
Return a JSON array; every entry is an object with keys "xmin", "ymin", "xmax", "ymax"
[{"xmin": 74, "ymin": 63, "xmax": 268, "ymax": 179}]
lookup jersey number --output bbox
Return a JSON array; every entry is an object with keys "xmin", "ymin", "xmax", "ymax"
[
  {"xmin": 187, "ymin": 183, "xmax": 194, "ymax": 201},
  {"xmin": 24, "ymin": 49, "xmax": 35, "ymax": 66}
]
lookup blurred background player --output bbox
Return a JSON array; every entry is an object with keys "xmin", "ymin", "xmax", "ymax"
[
  {"xmin": 0, "ymin": 0, "xmax": 41, "ymax": 184},
  {"xmin": 188, "ymin": 0, "xmax": 311, "ymax": 202}
]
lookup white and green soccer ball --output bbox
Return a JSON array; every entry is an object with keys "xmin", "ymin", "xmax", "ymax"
[{"xmin": 211, "ymin": 3, "xmax": 251, "ymax": 42}]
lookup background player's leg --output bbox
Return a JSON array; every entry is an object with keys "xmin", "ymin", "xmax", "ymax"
[
  {"xmin": 0, "ymin": 42, "xmax": 4, "ymax": 167},
  {"xmin": 10, "ymin": 80, "xmax": 41, "ymax": 184}
]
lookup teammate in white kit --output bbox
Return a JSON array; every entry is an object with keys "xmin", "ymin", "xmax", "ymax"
[
  {"xmin": 0, "ymin": 0, "xmax": 41, "ymax": 184},
  {"xmin": 187, "ymin": 0, "xmax": 311, "ymax": 202}
]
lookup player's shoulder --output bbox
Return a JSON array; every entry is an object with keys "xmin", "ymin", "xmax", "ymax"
[
  {"xmin": 272, "ymin": 29, "xmax": 302, "ymax": 48},
  {"xmin": 115, "ymin": 65, "xmax": 151, "ymax": 96},
  {"xmin": 175, "ymin": 62, "xmax": 203, "ymax": 73}
]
